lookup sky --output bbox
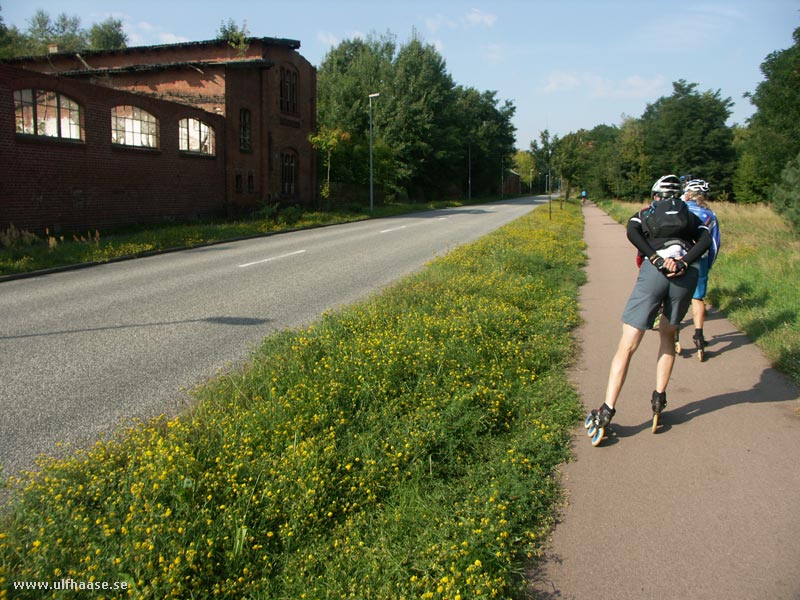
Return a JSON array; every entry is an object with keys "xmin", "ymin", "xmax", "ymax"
[{"xmin": 3, "ymin": 0, "xmax": 798, "ymax": 148}]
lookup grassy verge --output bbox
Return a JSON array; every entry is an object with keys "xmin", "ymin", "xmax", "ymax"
[
  {"xmin": 0, "ymin": 198, "xmax": 506, "ymax": 278},
  {"xmin": 1, "ymin": 201, "xmax": 586, "ymax": 599},
  {"xmin": 597, "ymin": 199, "xmax": 800, "ymax": 384}
]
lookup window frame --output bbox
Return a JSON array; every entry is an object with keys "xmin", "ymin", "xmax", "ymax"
[
  {"xmin": 280, "ymin": 151, "xmax": 298, "ymax": 198},
  {"xmin": 111, "ymin": 105, "xmax": 160, "ymax": 149},
  {"xmin": 178, "ymin": 118, "xmax": 216, "ymax": 156},
  {"xmin": 279, "ymin": 66, "xmax": 298, "ymax": 114},
  {"xmin": 14, "ymin": 88, "xmax": 84, "ymax": 142},
  {"xmin": 239, "ymin": 108, "xmax": 252, "ymax": 151}
]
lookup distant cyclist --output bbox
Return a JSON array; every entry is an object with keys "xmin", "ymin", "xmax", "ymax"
[
  {"xmin": 682, "ymin": 179, "xmax": 720, "ymax": 361},
  {"xmin": 581, "ymin": 190, "xmax": 587, "ymax": 205}
]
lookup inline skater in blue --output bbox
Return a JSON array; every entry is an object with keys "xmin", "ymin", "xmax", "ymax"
[{"xmin": 682, "ymin": 179, "xmax": 720, "ymax": 361}]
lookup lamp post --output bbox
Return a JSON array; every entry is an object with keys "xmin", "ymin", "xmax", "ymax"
[{"xmin": 368, "ymin": 92, "xmax": 380, "ymax": 212}]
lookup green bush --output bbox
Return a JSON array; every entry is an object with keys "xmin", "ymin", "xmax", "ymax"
[{"xmin": 771, "ymin": 150, "xmax": 800, "ymax": 231}]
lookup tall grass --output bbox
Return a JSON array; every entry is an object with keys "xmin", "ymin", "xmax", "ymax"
[
  {"xmin": 597, "ymin": 199, "xmax": 800, "ymax": 384},
  {"xmin": 1, "ymin": 202, "xmax": 586, "ymax": 599}
]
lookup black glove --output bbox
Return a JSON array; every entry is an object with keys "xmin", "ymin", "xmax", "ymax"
[
  {"xmin": 672, "ymin": 259, "xmax": 688, "ymax": 276},
  {"xmin": 649, "ymin": 254, "xmax": 667, "ymax": 273}
]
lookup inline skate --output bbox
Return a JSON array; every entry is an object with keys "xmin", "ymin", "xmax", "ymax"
[
  {"xmin": 693, "ymin": 330, "xmax": 707, "ymax": 362},
  {"xmin": 584, "ymin": 403, "xmax": 615, "ymax": 447},
  {"xmin": 651, "ymin": 390, "xmax": 667, "ymax": 433}
]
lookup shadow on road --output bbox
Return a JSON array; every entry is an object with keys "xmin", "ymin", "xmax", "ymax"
[{"xmin": 0, "ymin": 315, "xmax": 272, "ymax": 340}]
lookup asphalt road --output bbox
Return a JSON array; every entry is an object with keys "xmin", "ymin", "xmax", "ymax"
[{"xmin": 0, "ymin": 196, "xmax": 545, "ymax": 479}]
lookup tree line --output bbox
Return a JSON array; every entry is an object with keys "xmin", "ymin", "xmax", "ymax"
[
  {"xmin": 0, "ymin": 6, "xmax": 127, "ymax": 57},
  {"xmin": 2, "ymin": 6, "xmax": 797, "ymax": 228},
  {"xmin": 314, "ymin": 31, "xmax": 516, "ymax": 204},
  {"xmin": 522, "ymin": 27, "xmax": 800, "ymax": 231}
]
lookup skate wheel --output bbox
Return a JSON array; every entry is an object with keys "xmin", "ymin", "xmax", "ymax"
[
  {"xmin": 584, "ymin": 414, "xmax": 594, "ymax": 429},
  {"xmin": 651, "ymin": 413, "xmax": 659, "ymax": 433},
  {"xmin": 590, "ymin": 426, "xmax": 605, "ymax": 446},
  {"xmin": 697, "ymin": 349, "xmax": 704, "ymax": 362},
  {"xmin": 675, "ymin": 341, "xmax": 681, "ymax": 353}
]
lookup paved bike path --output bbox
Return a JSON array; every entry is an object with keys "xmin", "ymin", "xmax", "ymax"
[{"xmin": 528, "ymin": 203, "xmax": 800, "ymax": 600}]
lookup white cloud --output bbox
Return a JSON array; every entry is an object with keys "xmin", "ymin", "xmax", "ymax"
[
  {"xmin": 425, "ymin": 14, "xmax": 457, "ymax": 34},
  {"xmin": 425, "ymin": 8, "xmax": 496, "ymax": 34},
  {"xmin": 466, "ymin": 8, "xmax": 497, "ymax": 27},
  {"xmin": 543, "ymin": 71, "xmax": 582, "ymax": 93},
  {"xmin": 317, "ymin": 31, "xmax": 339, "ymax": 47},
  {"xmin": 543, "ymin": 71, "xmax": 667, "ymax": 99},
  {"xmin": 123, "ymin": 18, "xmax": 188, "ymax": 46}
]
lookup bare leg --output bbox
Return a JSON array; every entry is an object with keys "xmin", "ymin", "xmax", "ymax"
[
  {"xmin": 656, "ymin": 316, "xmax": 678, "ymax": 393},
  {"xmin": 692, "ymin": 298, "xmax": 706, "ymax": 330},
  {"xmin": 604, "ymin": 323, "xmax": 646, "ymax": 410}
]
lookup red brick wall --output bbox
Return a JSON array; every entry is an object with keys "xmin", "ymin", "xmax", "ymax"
[
  {"xmin": 0, "ymin": 64, "xmax": 226, "ymax": 234},
  {"xmin": 5, "ymin": 38, "xmax": 318, "ymax": 215}
]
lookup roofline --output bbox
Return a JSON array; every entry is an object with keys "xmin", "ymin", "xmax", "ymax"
[
  {"xmin": 53, "ymin": 58, "xmax": 275, "ymax": 77},
  {"xmin": 0, "ymin": 36, "xmax": 301, "ymax": 63}
]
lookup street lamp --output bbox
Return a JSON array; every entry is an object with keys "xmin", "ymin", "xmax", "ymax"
[{"xmin": 368, "ymin": 92, "xmax": 380, "ymax": 212}]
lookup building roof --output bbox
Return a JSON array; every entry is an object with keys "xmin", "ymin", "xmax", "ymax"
[
  {"xmin": 54, "ymin": 58, "xmax": 275, "ymax": 77},
  {"xmin": 1, "ymin": 36, "xmax": 301, "ymax": 64}
]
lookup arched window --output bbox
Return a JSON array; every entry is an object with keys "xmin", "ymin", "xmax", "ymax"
[
  {"xmin": 14, "ymin": 89, "xmax": 83, "ymax": 141},
  {"xmin": 111, "ymin": 105, "xmax": 159, "ymax": 148},
  {"xmin": 280, "ymin": 151, "xmax": 297, "ymax": 197},
  {"xmin": 178, "ymin": 118, "xmax": 215, "ymax": 155},
  {"xmin": 280, "ymin": 66, "xmax": 298, "ymax": 114}
]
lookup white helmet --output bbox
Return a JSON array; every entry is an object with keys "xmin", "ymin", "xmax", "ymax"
[
  {"xmin": 684, "ymin": 179, "xmax": 710, "ymax": 194},
  {"xmin": 652, "ymin": 174, "xmax": 682, "ymax": 197}
]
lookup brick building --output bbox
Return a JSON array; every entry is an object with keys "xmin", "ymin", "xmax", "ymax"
[{"xmin": 0, "ymin": 37, "xmax": 317, "ymax": 234}]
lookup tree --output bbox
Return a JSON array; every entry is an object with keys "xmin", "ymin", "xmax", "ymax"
[
  {"xmin": 513, "ymin": 149, "xmax": 536, "ymax": 193},
  {"xmin": 88, "ymin": 17, "xmax": 127, "ymax": 51},
  {"xmin": 640, "ymin": 80, "xmax": 735, "ymax": 194},
  {"xmin": 24, "ymin": 9, "xmax": 86, "ymax": 54},
  {"xmin": 530, "ymin": 130, "xmax": 557, "ymax": 193},
  {"xmin": 218, "ymin": 18, "xmax": 249, "ymax": 56},
  {"xmin": 552, "ymin": 131, "xmax": 586, "ymax": 202},
  {"xmin": 456, "ymin": 87, "xmax": 516, "ymax": 197},
  {"xmin": 611, "ymin": 117, "xmax": 651, "ymax": 201},
  {"xmin": 735, "ymin": 27, "xmax": 800, "ymax": 203},
  {"xmin": 0, "ymin": 8, "xmax": 128, "ymax": 57},
  {"xmin": 381, "ymin": 33, "xmax": 461, "ymax": 199},
  {"xmin": 316, "ymin": 30, "xmax": 516, "ymax": 203},
  {"xmin": 309, "ymin": 126, "xmax": 351, "ymax": 207},
  {"xmin": 581, "ymin": 124, "xmax": 620, "ymax": 199},
  {"xmin": 771, "ymin": 149, "xmax": 800, "ymax": 231}
]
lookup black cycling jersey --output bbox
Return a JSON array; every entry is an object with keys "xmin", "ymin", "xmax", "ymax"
[{"xmin": 627, "ymin": 207, "xmax": 712, "ymax": 266}]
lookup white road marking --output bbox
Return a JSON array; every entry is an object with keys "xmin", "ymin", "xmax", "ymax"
[
  {"xmin": 238, "ymin": 249, "xmax": 306, "ymax": 268},
  {"xmin": 380, "ymin": 217, "xmax": 447, "ymax": 234}
]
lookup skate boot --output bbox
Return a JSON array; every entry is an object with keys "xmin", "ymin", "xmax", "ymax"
[
  {"xmin": 651, "ymin": 390, "xmax": 667, "ymax": 433},
  {"xmin": 693, "ymin": 330, "xmax": 707, "ymax": 362},
  {"xmin": 584, "ymin": 403, "xmax": 615, "ymax": 447}
]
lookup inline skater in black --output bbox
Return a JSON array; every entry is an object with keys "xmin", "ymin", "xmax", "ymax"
[{"xmin": 585, "ymin": 175, "xmax": 713, "ymax": 445}]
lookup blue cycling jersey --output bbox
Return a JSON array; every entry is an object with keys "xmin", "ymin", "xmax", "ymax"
[{"xmin": 684, "ymin": 201, "xmax": 720, "ymax": 268}]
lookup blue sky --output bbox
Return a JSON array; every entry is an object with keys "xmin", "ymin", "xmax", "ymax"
[{"xmin": 3, "ymin": 0, "xmax": 798, "ymax": 147}]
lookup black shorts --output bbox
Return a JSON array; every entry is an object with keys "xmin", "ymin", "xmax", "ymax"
[{"xmin": 621, "ymin": 261, "xmax": 699, "ymax": 330}]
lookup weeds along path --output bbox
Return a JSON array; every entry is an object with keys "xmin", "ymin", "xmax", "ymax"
[
  {"xmin": 2, "ymin": 199, "xmax": 586, "ymax": 599},
  {"xmin": 528, "ymin": 202, "xmax": 800, "ymax": 600}
]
